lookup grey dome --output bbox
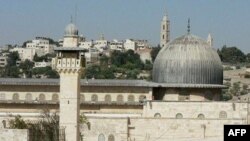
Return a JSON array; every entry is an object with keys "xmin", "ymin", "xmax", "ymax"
[
  {"xmin": 153, "ymin": 34, "xmax": 223, "ymax": 87},
  {"xmin": 64, "ymin": 23, "xmax": 78, "ymax": 36}
]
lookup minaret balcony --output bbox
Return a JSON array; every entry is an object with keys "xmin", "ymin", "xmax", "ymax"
[{"xmin": 56, "ymin": 58, "xmax": 82, "ymax": 69}]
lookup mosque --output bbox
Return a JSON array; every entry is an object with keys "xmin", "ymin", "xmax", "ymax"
[{"xmin": 0, "ymin": 14, "xmax": 249, "ymax": 141}]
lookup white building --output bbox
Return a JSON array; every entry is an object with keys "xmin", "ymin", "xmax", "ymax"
[
  {"xmin": 124, "ymin": 39, "xmax": 138, "ymax": 51},
  {"xmin": 94, "ymin": 34, "xmax": 109, "ymax": 52},
  {"xmin": 34, "ymin": 61, "xmax": 51, "ymax": 68},
  {"xmin": 0, "ymin": 56, "xmax": 7, "ymax": 67},
  {"xmin": 26, "ymin": 37, "xmax": 55, "ymax": 54},
  {"xmin": 109, "ymin": 39, "xmax": 124, "ymax": 51},
  {"xmin": 10, "ymin": 47, "xmax": 43, "ymax": 61},
  {"xmin": 79, "ymin": 41, "xmax": 93, "ymax": 50},
  {"xmin": 135, "ymin": 39, "xmax": 150, "ymax": 49}
]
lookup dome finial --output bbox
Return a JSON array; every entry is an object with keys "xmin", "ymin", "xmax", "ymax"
[{"xmin": 187, "ymin": 18, "xmax": 191, "ymax": 34}]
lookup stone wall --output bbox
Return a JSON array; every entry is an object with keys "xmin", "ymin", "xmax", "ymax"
[
  {"xmin": 0, "ymin": 129, "xmax": 28, "ymax": 141},
  {"xmin": 82, "ymin": 116, "xmax": 245, "ymax": 141},
  {"xmin": 143, "ymin": 101, "xmax": 248, "ymax": 120}
]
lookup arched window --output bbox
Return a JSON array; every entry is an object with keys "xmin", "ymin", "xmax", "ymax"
[
  {"xmin": 39, "ymin": 94, "xmax": 46, "ymax": 101},
  {"xmin": 52, "ymin": 94, "xmax": 59, "ymax": 101},
  {"xmin": 139, "ymin": 95, "xmax": 146, "ymax": 102},
  {"xmin": 98, "ymin": 133, "xmax": 105, "ymax": 141},
  {"xmin": 197, "ymin": 114, "xmax": 205, "ymax": 119},
  {"xmin": 178, "ymin": 89, "xmax": 190, "ymax": 101},
  {"xmin": 105, "ymin": 95, "xmax": 111, "ymax": 102},
  {"xmin": 162, "ymin": 35, "xmax": 165, "ymax": 39},
  {"xmin": 219, "ymin": 111, "xmax": 227, "ymax": 119},
  {"xmin": 0, "ymin": 93, "xmax": 5, "ymax": 100},
  {"xmin": 80, "ymin": 94, "xmax": 85, "ymax": 102},
  {"xmin": 176, "ymin": 113, "xmax": 183, "ymax": 119},
  {"xmin": 163, "ymin": 25, "xmax": 165, "ymax": 30},
  {"xmin": 91, "ymin": 94, "xmax": 98, "ymax": 102},
  {"xmin": 117, "ymin": 95, "xmax": 123, "ymax": 103},
  {"xmin": 154, "ymin": 113, "xmax": 161, "ymax": 118},
  {"xmin": 108, "ymin": 134, "xmax": 115, "ymax": 141},
  {"xmin": 128, "ymin": 95, "xmax": 135, "ymax": 102},
  {"xmin": 13, "ymin": 93, "xmax": 19, "ymax": 101},
  {"xmin": 25, "ymin": 93, "xmax": 32, "ymax": 101}
]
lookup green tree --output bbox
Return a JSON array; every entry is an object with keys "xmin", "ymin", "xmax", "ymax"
[
  {"xmin": 229, "ymin": 82, "xmax": 241, "ymax": 96},
  {"xmin": 218, "ymin": 46, "xmax": 246, "ymax": 63},
  {"xmin": 150, "ymin": 45, "xmax": 161, "ymax": 62},
  {"xmin": 19, "ymin": 59, "xmax": 34, "ymax": 78},
  {"xmin": 246, "ymin": 53, "xmax": 250, "ymax": 63}
]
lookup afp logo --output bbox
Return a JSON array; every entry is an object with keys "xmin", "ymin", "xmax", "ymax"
[{"xmin": 224, "ymin": 125, "xmax": 250, "ymax": 141}]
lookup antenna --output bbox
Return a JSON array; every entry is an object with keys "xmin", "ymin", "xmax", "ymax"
[
  {"xmin": 70, "ymin": 15, "xmax": 73, "ymax": 23},
  {"xmin": 187, "ymin": 18, "xmax": 190, "ymax": 34},
  {"xmin": 74, "ymin": 3, "xmax": 78, "ymax": 25}
]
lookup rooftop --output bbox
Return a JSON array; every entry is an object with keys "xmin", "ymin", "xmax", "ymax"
[{"xmin": 0, "ymin": 78, "xmax": 225, "ymax": 88}]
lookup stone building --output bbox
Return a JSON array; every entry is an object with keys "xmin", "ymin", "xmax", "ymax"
[{"xmin": 0, "ymin": 22, "xmax": 250, "ymax": 141}]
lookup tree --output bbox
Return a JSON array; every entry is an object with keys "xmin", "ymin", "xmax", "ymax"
[
  {"xmin": 32, "ymin": 66, "xmax": 59, "ymax": 78},
  {"xmin": 22, "ymin": 40, "xmax": 32, "ymax": 47},
  {"xmin": 229, "ymin": 82, "xmax": 241, "ymax": 96},
  {"xmin": 0, "ymin": 52, "xmax": 21, "ymax": 77},
  {"xmin": 246, "ymin": 53, "xmax": 250, "ymax": 63},
  {"xmin": 150, "ymin": 45, "xmax": 161, "ymax": 62},
  {"xmin": 218, "ymin": 46, "xmax": 246, "ymax": 63},
  {"xmin": 19, "ymin": 59, "xmax": 34, "ymax": 78}
]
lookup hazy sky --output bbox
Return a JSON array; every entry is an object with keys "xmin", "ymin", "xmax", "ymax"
[{"xmin": 0, "ymin": 0, "xmax": 249, "ymax": 53}]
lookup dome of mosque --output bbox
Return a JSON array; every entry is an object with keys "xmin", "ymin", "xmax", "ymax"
[
  {"xmin": 152, "ymin": 34, "xmax": 223, "ymax": 87},
  {"xmin": 64, "ymin": 23, "xmax": 78, "ymax": 36}
]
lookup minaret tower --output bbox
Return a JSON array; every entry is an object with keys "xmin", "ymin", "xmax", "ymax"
[
  {"xmin": 53, "ymin": 22, "xmax": 86, "ymax": 141},
  {"xmin": 160, "ymin": 12, "xmax": 170, "ymax": 48},
  {"xmin": 207, "ymin": 33, "xmax": 213, "ymax": 47}
]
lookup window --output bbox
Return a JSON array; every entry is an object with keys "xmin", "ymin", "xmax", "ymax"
[
  {"xmin": 197, "ymin": 114, "xmax": 205, "ymax": 119},
  {"xmin": 105, "ymin": 95, "xmax": 111, "ymax": 102},
  {"xmin": 154, "ymin": 113, "xmax": 161, "ymax": 118},
  {"xmin": 178, "ymin": 89, "xmax": 190, "ymax": 101},
  {"xmin": 39, "ymin": 94, "xmax": 46, "ymax": 101},
  {"xmin": 52, "ymin": 94, "xmax": 59, "ymax": 101},
  {"xmin": 80, "ymin": 94, "xmax": 85, "ymax": 102},
  {"xmin": 91, "ymin": 94, "xmax": 98, "ymax": 102},
  {"xmin": 98, "ymin": 134, "xmax": 105, "ymax": 141},
  {"xmin": 176, "ymin": 113, "xmax": 183, "ymax": 119},
  {"xmin": 219, "ymin": 111, "xmax": 227, "ymax": 119},
  {"xmin": 162, "ymin": 35, "xmax": 165, "ymax": 39},
  {"xmin": 117, "ymin": 95, "xmax": 123, "ymax": 103},
  {"xmin": 13, "ymin": 93, "xmax": 19, "ymax": 101},
  {"xmin": 128, "ymin": 95, "xmax": 134, "ymax": 102},
  {"xmin": 108, "ymin": 134, "xmax": 114, "ymax": 141},
  {"xmin": 0, "ymin": 93, "xmax": 5, "ymax": 100},
  {"xmin": 25, "ymin": 93, "xmax": 32, "ymax": 101},
  {"xmin": 163, "ymin": 25, "xmax": 165, "ymax": 30}
]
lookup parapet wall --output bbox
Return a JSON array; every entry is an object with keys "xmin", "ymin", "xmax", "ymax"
[{"xmin": 0, "ymin": 129, "xmax": 28, "ymax": 141}]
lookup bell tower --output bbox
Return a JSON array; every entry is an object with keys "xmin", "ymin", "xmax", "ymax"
[
  {"xmin": 160, "ymin": 12, "xmax": 170, "ymax": 48},
  {"xmin": 53, "ymin": 23, "xmax": 86, "ymax": 141}
]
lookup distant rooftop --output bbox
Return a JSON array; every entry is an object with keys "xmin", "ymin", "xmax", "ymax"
[{"xmin": 0, "ymin": 78, "xmax": 225, "ymax": 88}]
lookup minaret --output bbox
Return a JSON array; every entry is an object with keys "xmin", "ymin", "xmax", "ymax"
[
  {"xmin": 160, "ymin": 12, "xmax": 170, "ymax": 48},
  {"xmin": 207, "ymin": 33, "xmax": 213, "ymax": 47},
  {"xmin": 63, "ymin": 19, "xmax": 79, "ymax": 47},
  {"xmin": 53, "ymin": 23, "xmax": 86, "ymax": 141}
]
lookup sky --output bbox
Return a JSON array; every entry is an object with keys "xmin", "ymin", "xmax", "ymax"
[{"xmin": 0, "ymin": 0, "xmax": 249, "ymax": 53}]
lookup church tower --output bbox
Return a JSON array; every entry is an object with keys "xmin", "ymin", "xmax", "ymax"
[
  {"xmin": 53, "ymin": 23, "xmax": 86, "ymax": 141},
  {"xmin": 160, "ymin": 12, "xmax": 170, "ymax": 48}
]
